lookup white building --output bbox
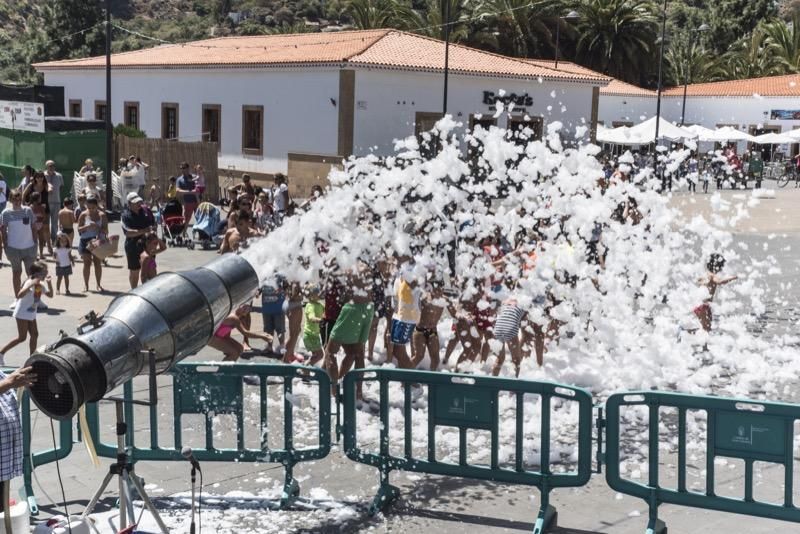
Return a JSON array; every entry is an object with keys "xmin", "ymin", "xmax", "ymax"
[
  {"xmin": 598, "ymin": 74, "xmax": 800, "ymax": 154},
  {"xmin": 34, "ymin": 30, "xmax": 608, "ymax": 192}
]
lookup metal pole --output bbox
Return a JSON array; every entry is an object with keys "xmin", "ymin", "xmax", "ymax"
[
  {"xmin": 554, "ymin": 21, "xmax": 561, "ymax": 69},
  {"xmin": 653, "ymin": 0, "xmax": 668, "ymax": 147},
  {"xmin": 442, "ymin": 0, "xmax": 451, "ymax": 116},
  {"xmin": 105, "ymin": 0, "xmax": 114, "ymax": 213}
]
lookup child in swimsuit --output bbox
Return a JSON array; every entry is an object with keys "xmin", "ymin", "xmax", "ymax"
[
  {"xmin": 139, "ymin": 233, "xmax": 167, "ymax": 284},
  {"xmin": 209, "ymin": 305, "xmax": 273, "ymax": 363},
  {"xmin": 694, "ymin": 253, "xmax": 738, "ymax": 332},
  {"xmin": 58, "ymin": 198, "xmax": 76, "ymax": 248},
  {"xmin": 411, "ymin": 279, "xmax": 445, "ymax": 370}
]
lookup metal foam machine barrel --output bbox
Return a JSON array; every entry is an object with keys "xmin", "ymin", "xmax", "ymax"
[{"xmin": 25, "ymin": 254, "xmax": 259, "ymax": 420}]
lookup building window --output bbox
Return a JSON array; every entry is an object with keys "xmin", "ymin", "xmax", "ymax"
[
  {"xmin": 242, "ymin": 105, "xmax": 263, "ymax": 155},
  {"xmin": 69, "ymin": 100, "xmax": 82, "ymax": 118},
  {"xmin": 162, "ymin": 103, "xmax": 179, "ymax": 140},
  {"xmin": 124, "ymin": 102, "xmax": 140, "ymax": 130},
  {"xmin": 415, "ymin": 112, "xmax": 443, "ymax": 159},
  {"xmin": 95, "ymin": 101, "xmax": 107, "ymax": 121},
  {"xmin": 507, "ymin": 116, "xmax": 543, "ymax": 145},
  {"xmin": 468, "ymin": 115, "xmax": 497, "ymax": 183},
  {"xmin": 202, "ymin": 104, "xmax": 221, "ymax": 144}
]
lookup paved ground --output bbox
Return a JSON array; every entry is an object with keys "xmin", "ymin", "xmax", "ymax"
[{"xmin": 2, "ymin": 182, "xmax": 799, "ymax": 533}]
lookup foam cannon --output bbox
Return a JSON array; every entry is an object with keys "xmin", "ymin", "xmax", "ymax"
[{"xmin": 25, "ymin": 254, "xmax": 259, "ymax": 420}]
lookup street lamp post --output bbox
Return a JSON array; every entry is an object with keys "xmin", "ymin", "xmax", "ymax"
[
  {"xmin": 680, "ymin": 23, "xmax": 710, "ymax": 126},
  {"xmin": 554, "ymin": 10, "xmax": 580, "ymax": 69},
  {"xmin": 105, "ymin": 0, "xmax": 114, "ymax": 214},
  {"xmin": 653, "ymin": 0, "xmax": 668, "ymax": 147},
  {"xmin": 442, "ymin": 0, "xmax": 451, "ymax": 116}
]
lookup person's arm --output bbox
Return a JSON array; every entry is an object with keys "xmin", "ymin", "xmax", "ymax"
[
  {"xmin": 718, "ymin": 275, "xmax": 738, "ymax": 285},
  {"xmin": 100, "ymin": 214, "xmax": 109, "ymax": 236},
  {"xmin": 42, "ymin": 276, "xmax": 54, "ymax": 298},
  {"xmin": 236, "ymin": 321, "xmax": 273, "ymax": 343},
  {"xmin": 28, "ymin": 208, "xmax": 37, "ymax": 243},
  {"xmin": 0, "ymin": 367, "xmax": 36, "ymax": 395},
  {"xmin": 77, "ymin": 212, "xmax": 94, "ymax": 233},
  {"xmin": 17, "ymin": 277, "xmax": 38, "ymax": 298},
  {"xmin": 218, "ymin": 230, "xmax": 231, "ymax": 254},
  {"xmin": 156, "ymin": 239, "xmax": 167, "ymax": 254}
]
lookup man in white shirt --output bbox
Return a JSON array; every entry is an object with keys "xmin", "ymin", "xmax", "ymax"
[
  {"xmin": 44, "ymin": 160, "xmax": 64, "ymax": 244},
  {"xmin": 0, "ymin": 189, "xmax": 37, "ymax": 298}
]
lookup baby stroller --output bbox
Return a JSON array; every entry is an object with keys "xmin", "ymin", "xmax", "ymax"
[
  {"xmin": 160, "ymin": 199, "xmax": 188, "ymax": 246},
  {"xmin": 188, "ymin": 202, "xmax": 224, "ymax": 250}
]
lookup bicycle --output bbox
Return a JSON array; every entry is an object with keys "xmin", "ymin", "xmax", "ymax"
[{"xmin": 776, "ymin": 163, "xmax": 800, "ymax": 188}]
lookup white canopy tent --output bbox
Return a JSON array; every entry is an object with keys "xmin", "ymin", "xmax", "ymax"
[
  {"xmin": 702, "ymin": 126, "xmax": 755, "ymax": 142},
  {"xmin": 752, "ymin": 132, "xmax": 797, "ymax": 145},
  {"xmin": 597, "ymin": 117, "xmax": 695, "ymax": 145},
  {"xmin": 627, "ymin": 116, "xmax": 695, "ymax": 142},
  {"xmin": 683, "ymin": 124, "xmax": 717, "ymax": 141}
]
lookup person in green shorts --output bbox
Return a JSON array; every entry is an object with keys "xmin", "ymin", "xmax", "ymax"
[
  {"xmin": 303, "ymin": 285, "xmax": 325, "ymax": 366},
  {"xmin": 324, "ymin": 261, "xmax": 374, "ymax": 399}
]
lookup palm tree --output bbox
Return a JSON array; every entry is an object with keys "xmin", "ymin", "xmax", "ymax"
[
  {"xmin": 575, "ymin": 0, "xmax": 659, "ymax": 84},
  {"xmin": 397, "ymin": 0, "xmax": 472, "ymax": 42},
  {"xmin": 346, "ymin": 0, "xmax": 404, "ymax": 29},
  {"xmin": 720, "ymin": 26, "xmax": 790, "ymax": 80},
  {"xmin": 763, "ymin": 15, "xmax": 800, "ymax": 71},
  {"xmin": 475, "ymin": 0, "xmax": 568, "ymax": 58},
  {"xmin": 665, "ymin": 37, "xmax": 726, "ymax": 86}
]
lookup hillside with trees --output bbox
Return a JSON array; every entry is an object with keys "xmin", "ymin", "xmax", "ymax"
[{"xmin": 0, "ymin": 0, "xmax": 796, "ymax": 89}]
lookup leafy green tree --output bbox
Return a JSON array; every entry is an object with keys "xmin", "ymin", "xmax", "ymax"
[
  {"xmin": 665, "ymin": 38, "xmax": 725, "ymax": 86},
  {"xmin": 575, "ymin": 0, "xmax": 658, "ymax": 84},
  {"xmin": 720, "ymin": 26, "xmax": 788, "ymax": 80},
  {"xmin": 763, "ymin": 15, "xmax": 800, "ymax": 71},
  {"xmin": 708, "ymin": 0, "xmax": 778, "ymax": 55},
  {"xmin": 346, "ymin": 0, "xmax": 403, "ymax": 29},
  {"xmin": 476, "ymin": 0, "xmax": 568, "ymax": 58},
  {"xmin": 41, "ymin": 0, "xmax": 105, "ymax": 60}
]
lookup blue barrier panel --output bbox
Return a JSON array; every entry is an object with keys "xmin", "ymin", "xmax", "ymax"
[
  {"xmin": 342, "ymin": 368, "xmax": 593, "ymax": 533},
  {"xmin": 605, "ymin": 390, "xmax": 800, "ymax": 534},
  {"xmin": 84, "ymin": 362, "xmax": 331, "ymax": 507}
]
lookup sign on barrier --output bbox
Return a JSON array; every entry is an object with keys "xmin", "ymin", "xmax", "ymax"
[
  {"xmin": 342, "ymin": 368, "xmax": 593, "ymax": 533},
  {"xmin": 605, "ymin": 391, "xmax": 800, "ymax": 534},
  {"xmin": 84, "ymin": 362, "xmax": 331, "ymax": 508}
]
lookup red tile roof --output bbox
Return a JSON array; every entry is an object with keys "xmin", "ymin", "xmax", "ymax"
[
  {"xmin": 661, "ymin": 74, "xmax": 800, "ymax": 97},
  {"xmin": 34, "ymin": 30, "xmax": 609, "ymax": 83},
  {"xmin": 599, "ymin": 78, "xmax": 655, "ymax": 97}
]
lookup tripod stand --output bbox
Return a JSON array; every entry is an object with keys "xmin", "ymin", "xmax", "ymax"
[{"xmin": 81, "ymin": 398, "xmax": 169, "ymax": 533}]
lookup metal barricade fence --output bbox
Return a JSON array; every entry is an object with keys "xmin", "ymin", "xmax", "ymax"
[
  {"xmin": 83, "ymin": 362, "xmax": 331, "ymax": 508},
  {"xmin": 604, "ymin": 391, "xmax": 800, "ymax": 534},
  {"xmin": 342, "ymin": 368, "xmax": 593, "ymax": 533}
]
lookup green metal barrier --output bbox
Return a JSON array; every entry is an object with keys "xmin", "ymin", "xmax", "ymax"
[
  {"xmin": 84, "ymin": 362, "xmax": 331, "ymax": 507},
  {"xmin": 342, "ymin": 368, "xmax": 593, "ymax": 533},
  {"xmin": 605, "ymin": 391, "xmax": 800, "ymax": 534}
]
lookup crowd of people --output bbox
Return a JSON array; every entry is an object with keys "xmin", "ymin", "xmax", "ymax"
[{"xmin": 0, "ymin": 150, "xmax": 738, "ymax": 389}]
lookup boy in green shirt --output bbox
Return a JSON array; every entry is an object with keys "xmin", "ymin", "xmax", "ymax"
[{"xmin": 303, "ymin": 285, "xmax": 325, "ymax": 365}]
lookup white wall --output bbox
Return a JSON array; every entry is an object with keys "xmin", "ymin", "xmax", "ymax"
[
  {"xmin": 598, "ymin": 95, "xmax": 655, "ymax": 126},
  {"xmin": 600, "ymin": 94, "xmax": 800, "ymax": 133},
  {"xmin": 43, "ymin": 68, "xmax": 342, "ymax": 175},
  {"xmin": 352, "ymin": 68, "xmax": 598, "ymax": 156}
]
